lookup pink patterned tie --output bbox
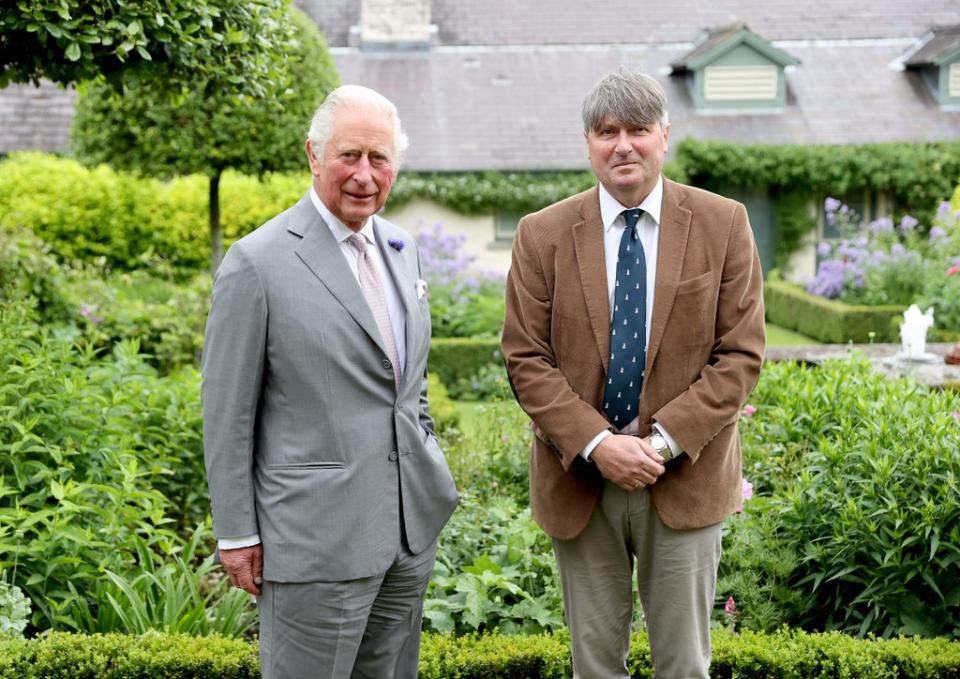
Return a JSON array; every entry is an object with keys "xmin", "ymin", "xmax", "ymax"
[{"xmin": 348, "ymin": 234, "xmax": 401, "ymax": 387}]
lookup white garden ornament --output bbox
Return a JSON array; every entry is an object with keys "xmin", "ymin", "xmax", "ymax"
[{"xmin": 898, "ymin": 304, "xmax": 936, "ymax": 361}]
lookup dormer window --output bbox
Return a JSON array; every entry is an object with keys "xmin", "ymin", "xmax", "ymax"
[
  {"xmin": 670, "ymin": 23, "xmax": 799, "ymax": 111},
  {"xmin": 902, "ymin": 25, "xmax": 960, "ymax": 108}
]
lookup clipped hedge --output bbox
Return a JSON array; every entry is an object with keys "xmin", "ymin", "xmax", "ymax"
[
  {"xmin": 2, "ymin": 629, "xmax": 959, "ymax": 678},
  {"xmin": 429, "ymin": 337, "xmax": 504, "ymax": 389},
  {"xmin": 764, "ymin": 279, "xmax": 905, "ymax": 343}
]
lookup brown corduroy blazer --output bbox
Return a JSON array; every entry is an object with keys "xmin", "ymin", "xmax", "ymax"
[{"xmin": 501, "ymin": 178, "xmax": 766, "ymax": 539}]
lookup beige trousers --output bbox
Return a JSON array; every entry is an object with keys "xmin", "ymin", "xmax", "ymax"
[{"xmin": 552, "ymin": 481, "xmax": 722, "ymax": 679}]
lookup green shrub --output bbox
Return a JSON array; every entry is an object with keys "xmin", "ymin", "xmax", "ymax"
[
  {"xmin": 0, "ymin": 152, "xmax": 305, "ymax": 274},
  {"xmin": 764, "ymin": 277, "xmax": 905, "ymax": 343},
  {"xmin": 0, "ymin": 577, "xmax": 30, "ymax": 639},
  {"xmin": 0, "ymin": 301, "xmax": 212, "ymax": 632},
  {"xmin": 427, "ymin": 372, "xmax": 461, "ymax": 435},
  {"xmin": 0, "ymin": 227, "xmax": 74, "ymax": 324},
  {"xmin": 450, "ymin": 362, "xmax": 513, "ymax": 402},
  {"xmin": 429, "ymin": 337, "xmax": 504, "ymax": 389},
  {"xmin": 2, "ymin": 629, "xmax": 959, "ymax": 678},
  {"xmin": 737, "ymin": 357, "xmax": 960, "ymax": 638}
]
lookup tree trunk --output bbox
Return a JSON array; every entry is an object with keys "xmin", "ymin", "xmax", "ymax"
[{"xmin": 209, "ymin": 171, "xmax": 223, "ymax": 276}]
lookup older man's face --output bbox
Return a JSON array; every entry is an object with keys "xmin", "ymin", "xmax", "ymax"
[
  {"xmin": 586, "ymin": 116, "xmax": 669, "ymax": 207},
  {"xmin": 307, "ymin": 107, "xmax": 397, "ymax": 231}
]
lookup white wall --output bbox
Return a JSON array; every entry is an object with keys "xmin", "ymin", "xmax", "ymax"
[{"xmin": 383, "ymin": 198, "xmax": 512, "ymax": 275}]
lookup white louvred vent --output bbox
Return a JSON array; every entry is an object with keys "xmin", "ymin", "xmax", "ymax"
[
  {"xmin": 704, "ymin": 65, "xmax": 777, "ymax": 101},
  {"xmin": 949, "ymin": 63, "xmax": 960, "ymax": 97}
]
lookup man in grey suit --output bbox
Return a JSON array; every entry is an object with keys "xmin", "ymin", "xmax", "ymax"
[{"xmin": 202, "ymin": 84, "xmax": 458, "ymax": 679}]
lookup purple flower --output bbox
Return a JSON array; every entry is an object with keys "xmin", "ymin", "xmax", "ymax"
[
  {"xmin": 899, "ymin": 215, "xmax": 919, "ymax": 233},
  {"xmin": 387, "ymin": 238, "xmax": 405, "ymax": 252},
  {"xmin": 817, "ymin": 242, "xmax": 832, "ymax": 257},
  {"xmin": 928, "ymin": 226, "xmax": 948, "ymax": 245},
  {"xmin": 869, "ymin": 217, "xmax": 893, "ymax": 234},
  {"xmin": 824, "ymin": 197, "xmax": 842, "ymax": 213},
  {"xmin": 937, "ymin": 201, "xmax": 953, "ymax": 218},
  {"xmin": 79, "ymin": 304, "xmax": 102, "ymax": 325}
]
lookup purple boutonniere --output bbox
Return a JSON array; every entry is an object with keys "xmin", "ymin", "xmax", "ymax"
[{"xmin": 387, "ymin": 238, "xmax": 405, "ymax": 252}]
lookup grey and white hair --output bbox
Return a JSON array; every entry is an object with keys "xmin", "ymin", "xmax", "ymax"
[
  {"xmin": 306, "ymin": 84, "xmax": 409, "ymax": 166},
  {"xmin": 582, "ymin": 69, "xmax": 669, "ymax": 133}
]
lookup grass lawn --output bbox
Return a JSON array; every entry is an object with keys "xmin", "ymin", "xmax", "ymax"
[{"xmin": 766, "ymin": 323, "xmax": 818, "ymax": 346}]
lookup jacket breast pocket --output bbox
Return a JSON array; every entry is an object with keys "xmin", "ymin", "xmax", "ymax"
[{"xmin": 670, "ymin": 272, "xmax": 718, "ymax": 346}]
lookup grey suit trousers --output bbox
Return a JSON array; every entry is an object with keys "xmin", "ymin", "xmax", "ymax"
[
  {"xmin": 258, "ymin": 538, "xmax": 438, "ymax": 679},
  {"xmin": 553, "ymin": 481, "xmax": 722, "ymax": 679}
]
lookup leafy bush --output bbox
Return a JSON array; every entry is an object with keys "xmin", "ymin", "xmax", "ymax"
[
  {"xmin": 0, "ymin": 577, "xmax": 30, "ymax": 639},
  {"xmin": 0, "ymin": 152, "xmax": 305, "ymax": 274},
  {"xmin": 0, "ymin": 301, "xmax": 214, "ymax": 632},
  {"xmin": 0, "ymin": 227, "xmax": 75, "ymax": 324},
  {"xmin": 427, "ymin": 493, "xmax": 563, "ymax": 636},
  {"xmin": 428, "ymin": 338, "xmax": 504, "ymax": 389},
  {"xmin": 449, "ymin": 362, "xmax": 514, "ymax": 402},
  {"xmin": 2, "ymin": 628, "xmax": 959, "ymax": 678},
  {"xmin": 736, "ymin": 357, "xmax": 960, "ymax": 638}
]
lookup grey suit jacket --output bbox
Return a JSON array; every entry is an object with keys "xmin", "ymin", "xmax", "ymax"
[{"xmin": 202, "ymin": 193, "xmax": 458, "ymax": 582}]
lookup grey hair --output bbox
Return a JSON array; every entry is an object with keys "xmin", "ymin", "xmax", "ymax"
[
  {"xmin": 582, "ymin": 69, "xmax": 669, "ymax": 133},
  {"xmin": 306, "ymin": 84, "xmax": 409, "ymax": 166}
]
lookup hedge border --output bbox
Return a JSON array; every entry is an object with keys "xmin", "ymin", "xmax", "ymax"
[
  {"xmin": 429, "ymin": 337, "xmax": 504, "ymax": 389},
  {"xmin": 2, "ymin": 629, "xmax": 959, "ymax": 678},
  {"xmin": 764, "ymin": 279, "xmax": 905, "ymax": 344}
]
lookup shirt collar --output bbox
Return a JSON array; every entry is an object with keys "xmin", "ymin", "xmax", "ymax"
[
  {"xmin": 598, "ymin": 175, "xmax": 664, "ymax": 233},
  {"xmin": 309, "ymin": 187, "xmax": 376, "ymax": 245}
]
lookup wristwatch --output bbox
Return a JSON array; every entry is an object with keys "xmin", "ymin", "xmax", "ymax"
[{"xmin": 649, "ymin": 432, "xmax": 674, "ymax": 462}]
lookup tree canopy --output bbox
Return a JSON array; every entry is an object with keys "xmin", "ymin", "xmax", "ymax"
[
  {"xmin": 71, "ymin": 6, "xmax": 340, "ymax": 272},
  {"xmin": 0, "ymin": 0, "xmax": 294, "ymax": 95}
]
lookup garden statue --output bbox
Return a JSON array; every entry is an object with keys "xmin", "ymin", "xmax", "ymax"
[{"xmin": 899, "ymin": 304, "xmax": 935, "ymax": 360}]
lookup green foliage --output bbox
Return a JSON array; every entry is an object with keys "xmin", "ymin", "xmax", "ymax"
[
  {"xmin": 71, "ymin": 7, "xmax": 338, "ymax": 271},
  {"xmin": 426, "ymin": 372, "xmax": 461, "ymax": 435},
  {"xmin": 1, "ymin": 628, "xmax": 959, "ymax": 678},
  {"xmin": 764, "ymin": 277, "xmax": 905, "ymax": 343},
  {"xmin": 428, "ymin": 337, "xmax": 504, "ymax": 389},
  {"xmin": 0, "ymin": 577, "xmax": 30, "ymax": 639},
  {"xmin": 427, "ymin": 494, "xmax": 563, "ymax": 636},
  {"xmin": 74, "ymin": 527, "xmax": 255, "ymax": 637},
  {"xmin": 772, "ymin": 189, "xmax": 816, "ymax": 270},
  {"xmin": 738, "ymin": 357, "xmax": 960, "ymax": 638},
  {"xmin": 429, "ymin": 281, "xmax": 506, "ymax": 339},
  {"xmin": 0, "ymin": 227, "xmax": 75, "ymax": 324},
  {"xmin": 0, "ymin": 152, "xmax": 305, "ymax": 273},
  {"xmin": 450, "ymin": 362, "xmax": 513, "ymax": 402},
  {"xmin": 677, "ymin": 139, "xmax": 960, "ymax": 226},
  {"xmin": 920, "ymin": 265, "xmax": 960, "ymax": 335},
  {"xmin": 0, "ymin": 300, "xmax": 212, "ymax": 631},
  {"xmin": 71, "ymin": 8, "xmax": 337, "ymax": 182},
  {"xmin": 0, "ymin": 0, "xmax": 295, "ymax": 97}
]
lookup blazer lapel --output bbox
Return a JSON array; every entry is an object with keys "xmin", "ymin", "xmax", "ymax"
[
  {"xmin": 572, "ymin": 187, "xmax": 612, "ymax": 373},
  {"xmin": 373, "ymin": 219, "xmax": 418, "ymax": 386},
  {"xmin": 646, "ymin": 179, "xmax": 692, "ymax": 375},
  {"xmin": 290, "ymin": 197, "xmax": 392, "ymax": 360}
]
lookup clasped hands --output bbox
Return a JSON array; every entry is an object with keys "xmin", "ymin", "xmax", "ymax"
[{"xmin": 591, "ymin": 434, "xmax": 665, "ymax": 492}]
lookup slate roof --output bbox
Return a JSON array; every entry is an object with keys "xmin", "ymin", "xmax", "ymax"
[
  {"xmin": 2, "ymin": 1, "xmax": 958, "ymax": 166},
  {"xmin": 904, "ymin": 24, "xmax": 960, "ymax": 66},
  {"xmin": 670, "ymin": 23, "xmax": 800, "ymax": 71}
]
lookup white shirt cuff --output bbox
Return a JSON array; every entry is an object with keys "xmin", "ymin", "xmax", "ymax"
[
  {"xmin": 652, "ymin": 422, "xmax": 683, "ymax": 457},
  {"xmin": 218, "ymin": 534, "xmax": 261, "ymax": 550},
  {"xmin": 580, "ymin": 430, "xmax": 612, "ymax": 461}
]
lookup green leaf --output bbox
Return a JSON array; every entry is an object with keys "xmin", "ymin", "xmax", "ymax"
[{"xmin": 65, "ymin": 42, "xmax": 81, "ymax": 61}]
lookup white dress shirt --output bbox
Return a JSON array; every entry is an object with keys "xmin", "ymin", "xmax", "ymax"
[
  {"xmin": 219, "ymin": 191, "xmax": 407, "ymax": 550},
  {"xmin": 580, "ymin": 177, "xmax": 682, "ymax": 461}
]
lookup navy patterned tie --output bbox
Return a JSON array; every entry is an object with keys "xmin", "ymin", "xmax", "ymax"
[{"xmin": 603, "ymin": 208, "xmax": 647, "ymax": 428}]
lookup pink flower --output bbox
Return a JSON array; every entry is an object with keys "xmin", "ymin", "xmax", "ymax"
[
  {"xmin": 742, "ymin": 404, "xmax": 757, "ymax": 417},
  {"xmin": 947, "ymin": 266, "xmax": 960, "ymax": 276},
  {"xmin": 79, "ymin": 304, "xmax": 102, "ymax": 325},
  {"xmin": 724, "ymin": 596, "xmax": 736, "ymax": 616},
  {"xmin": 952, "ymin": 411, "xmax": 960, "ymax": 421},
  {"xmin": 735, "ymin": 478, "xmax": 753, "ymax": 512}
]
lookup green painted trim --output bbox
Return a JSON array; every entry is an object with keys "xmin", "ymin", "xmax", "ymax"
[
  {"xmin": 691, "ymin": 44, "xmax": 787, "ymax": 109},
  {"xmin": 938, "ymin": 61, "xmax": 960, "ymax": 105},
  {"xmin": 685, "ymin": 28, "xmax": 799, "ymax": 70}
]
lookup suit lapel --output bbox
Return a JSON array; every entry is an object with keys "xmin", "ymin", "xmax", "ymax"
[
  {"xmin": 373, "ymin": 219, "xmax": 417, "ymax": 386},
  {"xmin": 572, "ymin": 187, "xmax": 612, "ymax": 373},
  {"xmin": 290, "ymin": 197, "xmax": 392, "ymax": 360},
  {"xmin": 646, "ymin": 179, "xmax": 692, "ymax": 375}
]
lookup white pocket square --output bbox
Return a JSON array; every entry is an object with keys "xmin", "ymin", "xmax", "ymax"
[{"xmin": 416, "ymin": 279, "xmax": 429, "ymax": 300}]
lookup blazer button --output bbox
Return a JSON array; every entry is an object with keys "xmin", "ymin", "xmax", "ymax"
[
  {"xmin": 388, "ymin": 450, "xmax": 398, "ymax": 461},
  {"xmin": 382, "ymin": 359, "xmax": 392, "ymax": 370}
]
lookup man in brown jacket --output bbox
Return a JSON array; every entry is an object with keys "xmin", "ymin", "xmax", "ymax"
[{"xmin": 501, "ymin": 69, "xmax": 765, "ymax": 678}]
